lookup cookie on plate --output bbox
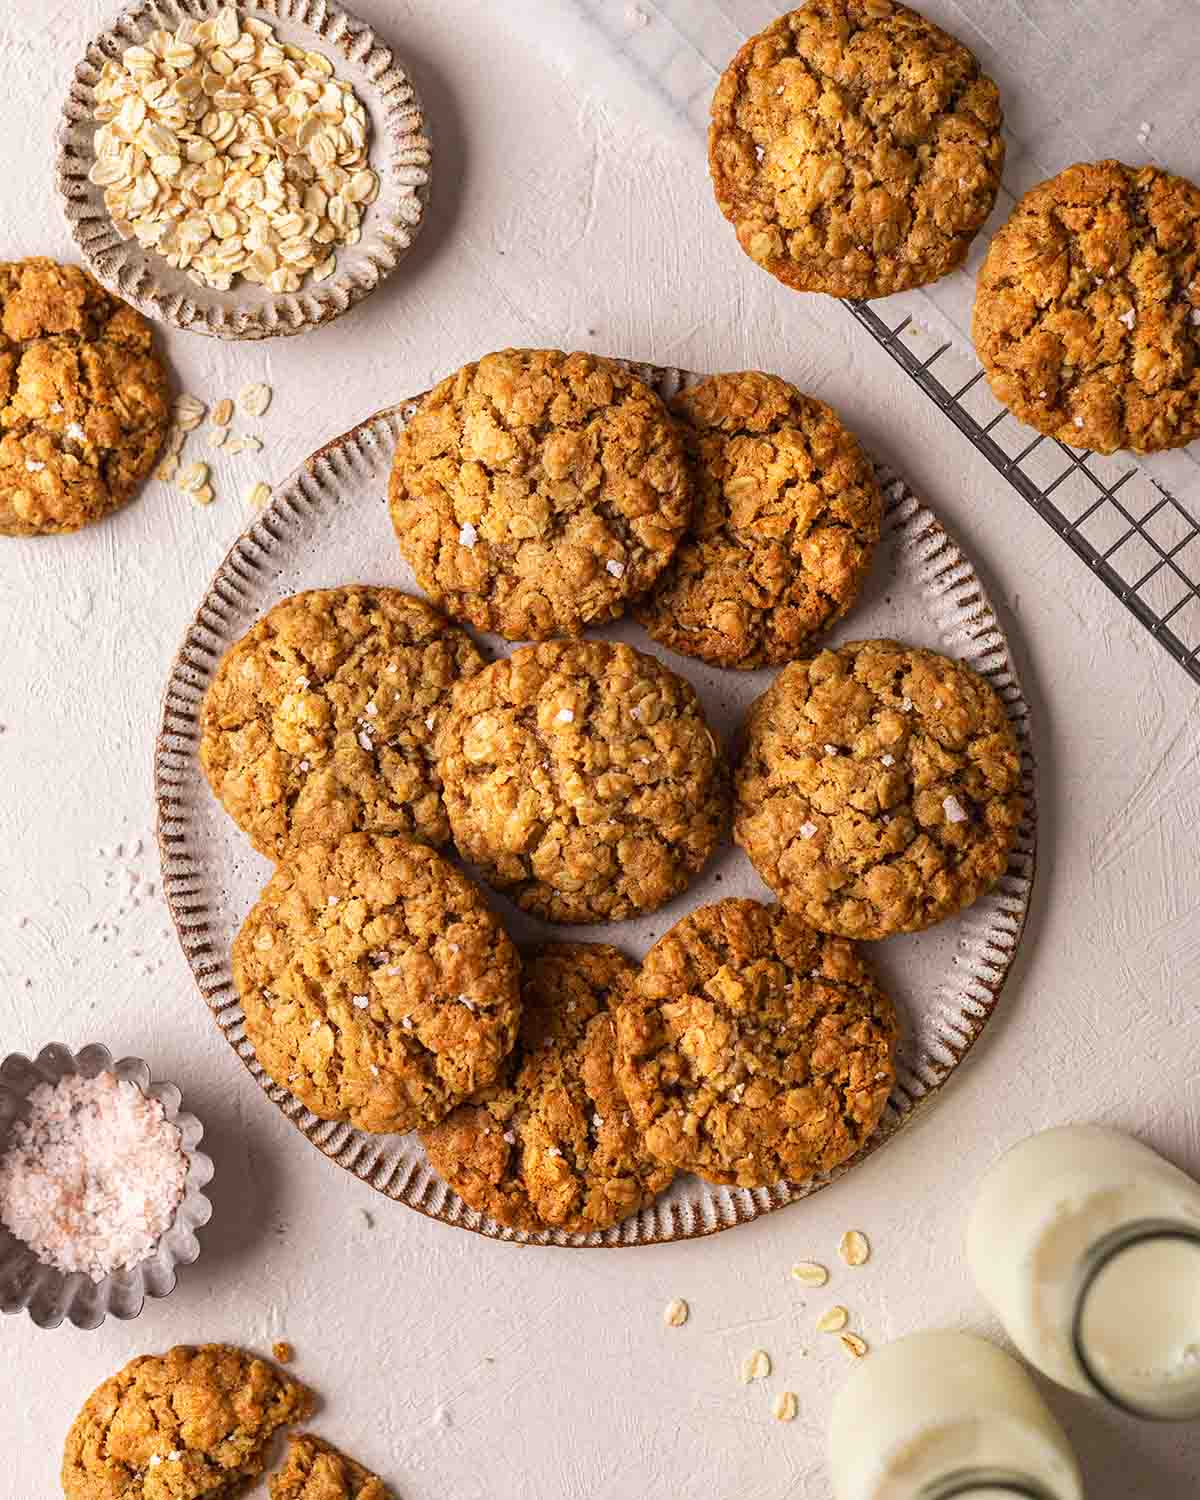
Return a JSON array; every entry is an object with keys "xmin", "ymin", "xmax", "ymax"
[
  {"xmin": 232, "ymin": 833, "xmax": 522, "ymax": 1135},
  {"xmin": 635, "ymin": 371, "xmax": 883, "ymax": 667},
  {"xmin": 709, "ymin": 1, "xmax": 1004, "ymax": 299},
  {"xmin": 422, "ymin": 943, "xmax": 675, "ymax": 1233},
  {"xmin": 271, "ymin": 1434, "xmax": 391, "ymax": 1500},
  {"xmin": 974, "ymin": 160, "xmax": 1200, "ymax": 454},
  {"xmin": 0, "ymin": 257, "xmax": 168, "ymax": 536},
  {"xmin": 62, "ymin": 1343, "xmax": 311, "ymax": 1500},
  {"xmin": 614, "ymin": 899, "xmax": 897, "ymax": 1187},
  {"xmin": 435, "ymin": 639, "xmax": 728, "ymax": 923},
  {"xmin": 734, "ymin": 639, "xmax": 1023, "ymax": 939},
  {"xmin": 388, "ymin": 348, "xmax": 693, "ymax": 640},
  {"xmin": 200, "ymin": 587, "xmax": 484, "ymax": 860}
]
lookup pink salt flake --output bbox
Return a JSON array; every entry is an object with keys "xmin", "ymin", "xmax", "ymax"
[{"xmin": 0, "ymin": 1071, "xmax": 187, "ymax": 1282}]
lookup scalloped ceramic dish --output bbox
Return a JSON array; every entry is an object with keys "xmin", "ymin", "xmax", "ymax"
[
  {"xmin": 155, "ymin": 360, "xmax": 1037, "ymax": 1248},
  {"xmin": 56, "ymin": 0, "xmax": 431, "ymax": 340},
  {"xmin": 0, "ymin": 1043, "xmax": 213, "ymax": 1328}
]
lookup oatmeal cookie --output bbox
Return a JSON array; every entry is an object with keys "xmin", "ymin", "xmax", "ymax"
[
  {"xmin": 200, "ymin": 587, "xmax": 484, "ymax": 860},
  {"xmin": 635, "ymin": 372, "xmax": 882, "ymax": 667},
  {"xmin": 62, "ymin": 1343, "xmax": 311, "ymax": 1500},
  {"xmin": 435, "ymin": 639, "xmax": 728, "ymax": 923},
  {"xmin": 422, "ymin": 943, "xmax": 674, "ymax": 1232},
  {"xmin": 614, "ymin": 899, "xmax": 896, "ymax": 1186},
  {"xmin": 271, "ymin": 1434, "xmax": 390, "ymax": 1500},
  {"xmin": 0, "ymin": 257, "xmax": 168, "ymax": 536},
  {"xmin": 709, "ymin": 1, "xmax": 1004, "ymax": 299},
  {"xmin": 734, "ymin": 639, "xmax": 1023, "ymax": 939},
  {"xmin": 388, "ymin": 348, "xmax": 693, "ymax": 640},
  {"xmin": 973, "ymin": 160, "xmax": 1200, "ymax": 454},
  {"xmin": 232, "ymin": 833, "xmax": 522, "ymax": 1135}
]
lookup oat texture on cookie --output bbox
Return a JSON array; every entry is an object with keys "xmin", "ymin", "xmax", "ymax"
[
  {"xmin": 973, "ymin": 160, "xmax": 1200, "ymax": 454},
  {"xmin": 388, "ymin": 349, "xmax": 694, "ymax": 640},
  {"xmin": 200, "ymin": 587, "xmax": 484, "ymax": 860},
  {"xmin": 422, "ymin": 943, "xmax": 674, "ymax": 1233},
  {"xmin": 0, "ymin": 258, "xmax": 168, "ymax": 536},
  {"xmin": 636, "ymin": 372, "xmax": 883, "ymax": 667},
  {"xmin": 271, "ymin": 1433, "xmax": 391, "ymax": 1500},
  {"xmin": 61, "ymin": 1343, "xmax": 312, "ymax": 1500},
  {"xmin": 709, "ymin": 0, "xmax": 1005, "ymax": 299},
  {"xmin": 614, "ymin": 898, "xmax": 897, "ymax": 1186},
  {"xmin": 233, "ymin": 833, "xmax": 522, "ymax": 1135},
  {"xmin": 734, "ymin": 639, "xmax": 1023, "ymax": 938},
  {"xmin": 435, "ymin": 639, "xmax": 728, "ymax": 923}
]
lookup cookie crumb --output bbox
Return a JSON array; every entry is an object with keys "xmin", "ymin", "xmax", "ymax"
[
  {"xmin": 663, "ymin": 1297, "xmax": 689, "ymax": 1327},
  {"xmin": 272, "ymin": 1341, "xmax": 294, "ymax": 1363}
]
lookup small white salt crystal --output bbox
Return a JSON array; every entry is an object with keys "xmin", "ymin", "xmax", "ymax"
[
  {"xmin": 365, "ymin": 702, "xmax": 378, "ymax": 717},
  {"xmin": 881, "ymin": 754, "xmax": 895, "ymax": 767},
  {"xmin": 547, "ymin": 1146, "xmax": 562, "ymax": 1158},
  {"xmin": 555, "ymin": 708, "xmax": 575, "ymax": 724},
  {"xmin": 401, "ymin": 1016, "xmax": 413, "ymax": 1031},
  {"xmin": 25, "ymin": 460, "xmax": 46, "ymax": 473},
  {"xmin": 943, "ymin": 795, "xmax": 968, "ymax": 824},
  {"xmin": 353, "ymin": 994, "xmax": 369, "ymax": 1009},
  {"xmin": 149, "ymin": 1455, "xmax": 162, "ymax": 1467},
  {"xmin": 503, "ymin": 1130, "xmax": 516, "ymax": 1144},
  {"xmin": 1074, "ymin": 416, "xmax": 1085, "ymax": 429},
  {"xmin": 755, "ymin": 144, "xmax": 765, "ymax": 162},
  {"xmin": 823, "ymin": 743, "xmax": 839, "ymax": 755},
  {"xmin": 458, "ymin": 995, "xmax": 476, "ymax": 1012},
  {"xmin": 605, "ymin": 559, "xmax": 625, "ymax": 577},
  {"xmin": 299, "ymin": 759, "xmax": 310, "ymax": 771},
  {"xmin": 901, "ymin": 697, "xmax": 913, "ymax": 711},
  {"xmin": 799, "ymin": 821, "xmax": 818, "ymax": 839},
  {"xmin": 1191, "ymin": 309, "xmax": 1200, "ymax": 325},
  {"xmin": 1118, "ymin": 307, "xmax": 1136, "ymax": 330},
  {"xmin": 386, "ymin": 661, "xmax": 398, "ymax": 673},
  {"xmin": 458, "ymin": 522, "xmax": 478, "ymax": 548},
  {"xmin": 370, "ymin": 1065, "xmax": 379, "ymax": 1077},
  {"xmin": 295, "ymin": 676, "xmax": 310, "ymax": 690},
  {"xmin": 357, "ymin": 729, "xmax": 373, "ymax": 750},
  {"xmin": 67, "ymin": 422, "xmax": 86, "ymax": 443},
  {"xmin": 425, "ymin": 716, "xmax": 435, "ymax": 731},
  {"xmin": 328, "ymin": 895, "xmax": 339, "ymax": 906}
]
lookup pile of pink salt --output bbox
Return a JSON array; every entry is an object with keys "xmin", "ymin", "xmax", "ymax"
[{"xmin": 0, "ymin": 1070, "xmax": 188, "ymax": 1282}]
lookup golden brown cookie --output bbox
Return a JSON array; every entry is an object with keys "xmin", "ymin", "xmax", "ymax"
[
  {"xmin": 734, "ymin": 639, "xmax": 1023, "ymax": 939},
  {"xmin": 232, "ymin": 833, "xmax": 522, "ymax": 1135},
  {"xmin": 635, "ymin": 372, "xmax": 882, "ymax": 667},
  {"xmin": 422, "ymin": 943, "xmax": 675, "ymax": 1233},
  {"xmin": 973, "ymin": 160, "xmax": 1200, "ymax": 454},
  {"xmin": 0, "ymin": 257, "xmax": 168, "ymax": 536},
  {"xmin": 61, "ymin": 1344, "xmax": 311, "ymax": 1500},
  {"xmin": 271, "ymin": 1434, "xmax": 391, "ymax": 1500},
  {"xmin": 435, "ymin": 640, "xmax": 728, "ymax": 923},
  {"xmin": 200, "ymin": 587, "xmax": 484, "ymax": 861},
  {"xmin": 614, "ymin": 899, "xmax": 896, "ymax": 1187},
  {"xmin": 709, "ymin": 1, "xmax": 1004, "ymax": 299},
  {"xmin": 388, "ymin": 348, "xmax": 693, "ymax": 640}
]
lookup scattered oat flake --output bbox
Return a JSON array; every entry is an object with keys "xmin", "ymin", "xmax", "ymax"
[
  {"xmin": 817, "ymin": 1305, "xmax": 849, "ymax": 1333},
  {"xmin": 740, "ymin": 1349, "xmax": 771, "ymax": 1383},
  {"xmin": 208, "ymin": 428, "xmax": 227, "ymax": 450},
  {"xmin": 178, "ymin": 461, "xmax": 208, "ymax": 493},
  {"xmin": 458, "ymin": 522, "xmax": 478, "ymax": 548},
  {"xmin": 239, "ymin": 383, "xmax": 272, "ymax": 418},
  {"xmin": 942, "ymin": 796, "xmax": 968, "ymax": 825},
  {"xmin": 0, "ymin": 1071, "xmax": 187, "ymax": 1282},
  {"xmin": 841, "ymin": 1332, "xmax": 869, "ymax": 1359},
  {"xmin": 839, "ymin": 1229, "xmax": 870, "ymax": 1266},
  {"xmin": 246, "ymin": 482, "xmax": 272, "ymax": 510},
  {"xmin": 193, "ymin": 484, "xmax": 215, "ymax": 507},
  {"xmin": 174, "ymin": 394, "xmax": 206, "ymax": 430},
  {"xmin": 211, "ymin": 398, "xmax": 234, "ymax": 428},
  {"xmin": 773, "ymin": 1391, "xmax": 798, "ymax": 1423},
  {"xmin": 663, "ymin": 1297, "xmax": 688, "ymax": 1327},
  {"xmin": 791, "ymin": 1260, "xmax": 828, "ymax": 1287}
]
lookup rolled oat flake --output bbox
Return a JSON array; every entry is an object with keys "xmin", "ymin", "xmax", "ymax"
[{"xmin": 0, "ymin": 1071, "xmax": 188, "ymax": 1282}]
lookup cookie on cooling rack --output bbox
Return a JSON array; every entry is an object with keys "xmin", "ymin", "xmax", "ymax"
[
  {"xmin": 435, "ymin": 639, "xmax": 729, "ymax": 923},
  {"xmin": 387, "ymin": 348, "xmax": 693, "ymax": 641},
  {"xmin": 613, "ymin": 898, "xmax": 897, "ymax": 1188},
  {"xmin": 635, "ymin": 371, "xmax": 883, "ymax": 667},
  {"xmin": 200, "ymin": 587, "xmax": 484, "ymax": 860},
  {"xmin": 62, "ymin": 1344, "xmax": 312, "ymax": 1500},
  {"xmin": 734, "ymin": 639, "xmax": 1023, "ymax": 939},
  {"xmin": 0, "ymin": 257, "xmax": 168, "ymax": 536},
  {"xmin": 709, "ymin": 1, "xmax": 1004, "ymax": 299},
  {"xmin": 422, "ymin": 943, "xmax": 674, "ymax": 1234},
  {"xmin": 974, "ymin": 160, "xmax": 1200, "ymax": 454},
  {"xmin": 233, "ymin": 833, "xmax": 522, "ymax": 1136}
]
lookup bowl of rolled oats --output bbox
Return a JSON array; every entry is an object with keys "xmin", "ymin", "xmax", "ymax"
[{"xmin": 55, "ymin": 1, "xmax": 432, "ymax": 339}]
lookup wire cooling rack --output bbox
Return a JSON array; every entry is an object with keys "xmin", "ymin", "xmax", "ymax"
[{"xmin": 570, "ymin": 0, "xmax": 1200, "ymax": 686}]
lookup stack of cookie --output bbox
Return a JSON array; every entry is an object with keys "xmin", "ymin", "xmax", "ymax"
[{"xmin": 199, "ymin": 341, "xmax": 1023, "ymax": 1231}]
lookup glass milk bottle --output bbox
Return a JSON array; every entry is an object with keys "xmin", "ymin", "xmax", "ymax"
[
  {"xmin": 829, "ymin": 1330, "xmax": 1083, "ymax": 1500},
  {"xmin": 968, "ymin": 1125, "xmax": 1200, "ymax": 1419}
]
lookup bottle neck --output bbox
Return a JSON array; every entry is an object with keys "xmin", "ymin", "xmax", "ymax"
[
  {"xmin": 919, "ymin": 1470, "xmax": 1059, "ymax": 1500},
  {"xmin": 1071, "ymin": 1217, "xmax": 1200, "ymax": 1420}
]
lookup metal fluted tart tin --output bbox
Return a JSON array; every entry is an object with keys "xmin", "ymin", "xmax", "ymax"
[
  {"xmin": 154, "ymin": 358, "xmax": 1038, "ymax": 1250},
  {"xmin": 0, "ymin": 1042, "xmax": 213, "ymax": 1329},
  {"xmin": 55, "ymin": 0, "xmax": 432, "ymax": 341}
]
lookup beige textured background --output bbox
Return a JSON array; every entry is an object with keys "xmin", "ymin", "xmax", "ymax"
[{"xmin": 2, "ymin": 1, "xmax": 1199, "ymax": 1495}]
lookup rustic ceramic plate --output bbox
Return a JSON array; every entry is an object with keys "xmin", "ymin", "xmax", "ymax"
[
  {"xmin": 56, "ymin": 0, "xmax": 431, "ymax": 340},
  {"xmin": 155, "ymin": 361, "xmax": 1037, "ymax": 1246}
]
